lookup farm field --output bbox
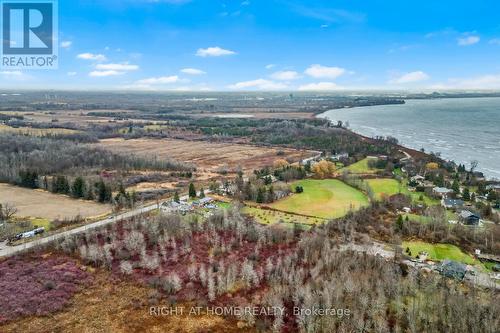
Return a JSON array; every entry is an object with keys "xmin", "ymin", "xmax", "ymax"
[
  {"xmin": 269, "ymin": 179, "xmax": 369, "ymax": 219},
  {"xmin": 342, "ymin": 157, "xmax": 381, "ymax": 174},
  {"xmin": 242, "ymin": 206, "xmax": 325, "ymax": 225},
  {"xmin": 0, "ymin": 124, "xmax": 79, "ymax": 136},
  {"xmin": 365, "ymin": 178, "xmax": 438, "ymax": 205},
  {"xmin": 0, "ymin": 184, "xmax": 111, "ymax": 221},
  {"xmin": 1, "ymin": 110, "xmax": 144, "ymax": 127},
  {"xmin": 97, "ymin": 138, "xmax": 318, "ymax": 172},
  {"xmin": 402, "ymin": 241, "xmax": 477, "ymax": 265}
]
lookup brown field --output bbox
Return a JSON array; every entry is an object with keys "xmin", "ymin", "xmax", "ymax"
[
  {"xmin": 192, "ymin": 111, "xmax": 315, "ymax": 119},
  {"xmin": 0, "ymin": 184, "xmax": 111, "ymax": 220},
  {"xmin": 98, "ymin": 138, "xmax": 319, "ymax": 172},
  {"xmin": 2, "ymin": 110, "xmax": 158, "ymax": 127},
  {"xmin": 0, "ymin": 124, "xmax": 79, "ymax": 136}
]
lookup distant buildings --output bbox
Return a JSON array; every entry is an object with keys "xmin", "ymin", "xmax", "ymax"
[
  {"xmin": 442, "ymin": 198, "xmax": 464, "ymax": 210},
  {"xmin": 437, "ymin": 260, "xmax": 467, "ymax": 280},
  {"xmin": 459, "ymin": 210, "xmax": 481, "ymax": 226},
  {"xmin": 161, "ymin": 196, "xmax": 218, "ymax": 214},
  {"xmin": 161, "ymin": 201, "xmax": 192, "ymax": 214},
  {"xmin": 432, "ymin": 187, "xmax": 454, "ymax": 198}
]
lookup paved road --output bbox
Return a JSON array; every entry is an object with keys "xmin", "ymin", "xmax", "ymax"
[
  {"xmin": 0, "ymin": 191, "xmax": 209, "ymax": 258},
  {"xmin": 0, "ymin": 201, "xmax": 160, "ymax": 258}
]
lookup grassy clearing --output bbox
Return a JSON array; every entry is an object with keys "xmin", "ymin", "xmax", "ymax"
[
  {"xmin": 29, "ymin": 218, "xmax": 52, "ymax": 230},
  {"xmin": 269, "ymin": 179, "xmax": 369, "ymax": 219},
  {"xmin": 402, "ymin": 241, "xmax": 477, "ymax": 265},
  {"xmin": 403, "ymin": 213, "xmax": 431, "ymax": 224},
  {"xmin": 216, "ymin": 201, "xmax": 232, "ymax": 210},
  {"xmin": 365, "ymin": 178, "xmax": 438, "ymax": 205},
  {"xmin": 0, "ymin": 184, "xmax": 111, "ymax": 221},
  {"xmin": 242, "ymin": 206, "xmax": 321, "ymax": 225},
  {"xmin": 342, "ymin": 157, "xmax": 380, "ymax": 174},
  {"xmin": 0, "ymin": 124, "xmax": 78, "ymax": 136}
]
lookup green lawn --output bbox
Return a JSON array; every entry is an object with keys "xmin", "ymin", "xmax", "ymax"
[
  {"xmin": 269, "ymin": 179, "xmax": 369, "ymax": 219},
  {"xmin": 342, "ymin": 157, "xmax": 380, "ymax": 174},
  {"xmin": 365, "ymin": 178, "xmax": 438, "ymax": 205},
  {"xmin": 29, "ymin": 217, "xmax": 52, "ymax": 230},
  {"xmin": 366, "ymin": 178, "xmax": 404, "ymax": 199},
  {"xmin": 242, "ymin": 206, "xmax": 323, "ymax": 225},
  {"xmin": 403, "ymin": 213, "xmax": 431, "ymax": 224},
  {"xmin": 402, "ymin": 241, "xmax": 477, "ymax": 265},
  {"xmin": 216, "ymin": 201, "xmax": 232, "ymax": 210}
]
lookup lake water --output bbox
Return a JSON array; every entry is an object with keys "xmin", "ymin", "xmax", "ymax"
[{"xmin": 319, "ymin": 97, "xmax": 500, "ymax": 180}]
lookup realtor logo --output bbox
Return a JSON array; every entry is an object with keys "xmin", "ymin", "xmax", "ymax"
[{"xmin": 1, "ymin": 0, "xmax": 58, "ymax": 69}]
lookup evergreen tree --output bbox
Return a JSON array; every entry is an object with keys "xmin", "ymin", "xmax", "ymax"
[
  {"xmin": 199, "ymin": 187, "xmax": 205, "ymax": 199},
  {"xmin": 463, "ymin": 188, "xmax": 471, "ymax": 201},
  {"xmin": 86, "ymin": 185, "xmax": 94, "ymax": 201},
  {"xmin": 189, "ymin": 183, "xmax": 197, "ymax": 198},
  {"xmin": 71, "ymin": 177, "xmax": 86, "ymax": 198},
  {"xmin": 395, "ymin": 215, "xmax": 404, "ymax": 231},
  {"xmin": 452, "ymin": 179, "xmax": 460, "ymax": 195},
  {"xmin": 96, "ymin": 179, "xmax": 111, "ymax": 203},
  {"xmin": 256, "ymin": 187, "xmax": 265, "ymax": 204},
  {"xmin": 173, "ymin": 191, "xmax": 180, "ymax": 203},
  {"xmin": 18, "ymin": 170, "xmax": 38, "ymax": 188},
  {"xmin": 54, "ymin": 175, "xmax": 70, "ymax": 194},
  {"xmin": 267, "ymin": 186, "xmax": 274, "ymax": 203}
]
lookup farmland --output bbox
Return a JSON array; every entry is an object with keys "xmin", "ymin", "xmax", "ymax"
[
  {"xmin": 0, "ymin": 184, "xmax": 111, "ymax": 221},
  {"xmin": 97, "ymin": 138, "xmax": 318, "ymax": 172},
  {"xmin": 269, "ymin": 179, "xmax": 369, "ymax": 219},
  {"xmin": 0, "ymin": 124, "xmax": 79, "ymax": 136}
]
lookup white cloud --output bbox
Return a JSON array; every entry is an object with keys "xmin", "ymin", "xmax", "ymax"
[
  {"xmin": 181, "ymin": 68, "xmax": 206, "ymax": 75},
  {"xmin": 305, "ymin": 64, "xmax": 346, "ymax": 79},
  {"xmin": 389, "ymin": 71, "xmax": 430, "ymax": 84},
  {"xmin": 196, "ymin": 46, "xmax": 236, "ymax": 57},
  {"xmin": 95, "ymin": 63, "xmax": 139, "ymax": 71},
  {"xmin": 77, "ymin": 53, "xmax": 107, "ymax": 61},
  {"xmin": 67, "ymin": 72, "xmax": 77, "ymax": 76},
  {"xmin": 457, "ymin": 35, "xmax": 480, "ymax": 46},
  {"xmin": 228, "ymin": 79, "xmax": 287, "ymax": 90},
  {"xmin": 270, "ymin": 70, "xmax": 300, "ymax": 81},
  {"xmin": 431, "ymin": 74, "xmax": 500, "ymax": 89},
  {"xmin": 0, "ymin": 71, "xmax": 30, "ymax": 81},
  {"xmin": 89, "ymin": 70, "xmax": 124, "ymax": 77},
  {"xmin": 265, "ymin": 64, "xmax": 275, "ymax": 70},
  {"xmin": 298, "ymin": 82, "xmax": 342, "ymax": 91},
  {"xmin": 489, "ymin": 38, "xmax": 500, "ymax": 45},
  {"xmin": 0, "ymin": 70, "xmax": 22, "ymax": 76},
  {"xmin": 136, "ymin": 75, "xmax": 180, "ymax": 85},
  {"xmin": 60, "ymin": 41, "xmax": 72, "ymax": 48}
]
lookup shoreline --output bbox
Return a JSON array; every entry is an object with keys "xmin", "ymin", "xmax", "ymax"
[{"xmin": 316, "ymin": 105, "xmax": 500, "ymax": 183}]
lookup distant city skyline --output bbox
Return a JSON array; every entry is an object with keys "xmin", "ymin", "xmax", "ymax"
[{"xmin": 2, "ymin": 0, "xmax": 500, "ymax": 91}]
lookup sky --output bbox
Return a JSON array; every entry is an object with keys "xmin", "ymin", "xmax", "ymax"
[{"xmin": 2, "ymin": 0, "xmax": 500, "ymax": 91}]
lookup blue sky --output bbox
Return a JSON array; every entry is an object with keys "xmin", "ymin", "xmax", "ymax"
[{"xmin": 3, "ymin": 0, "xmax": 500, "ymax": 91}]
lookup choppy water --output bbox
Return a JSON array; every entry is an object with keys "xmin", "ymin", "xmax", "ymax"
[{"xmin": 319, "ymin": 97, "xmax": 500, "ymax": 180}]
